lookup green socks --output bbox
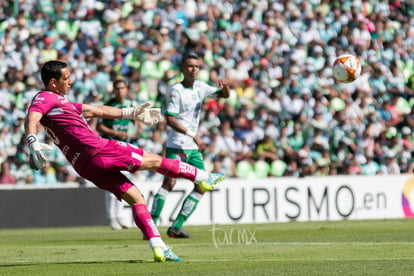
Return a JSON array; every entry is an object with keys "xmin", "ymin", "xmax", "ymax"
[
  {"xmin": 151, "ymin": 189, "xmax": 203, "ymax": 229},
  {"xmin": 172, "ymin": 192, "xmax": 202, "ymax": 229},
  {"xmin": 150, "ymin": 188, "xmax": 168, "ymax": 224}
]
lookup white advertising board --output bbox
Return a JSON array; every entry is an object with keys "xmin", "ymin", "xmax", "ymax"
[{"xmin": 120, "ymin": 174, "xmax": 414, "ymax": 227}]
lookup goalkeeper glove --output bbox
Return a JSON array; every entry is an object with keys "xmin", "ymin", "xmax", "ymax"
[
  {"xmin": 26, "ymin": 134, "xmax": 53, "ymax": 170},
  {"xmin": 122, "ymin": 102, "xmax": 162, "ymax": 126}
]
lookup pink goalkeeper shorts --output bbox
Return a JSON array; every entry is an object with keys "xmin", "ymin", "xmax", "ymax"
[{"xmin": 78, "ymin": 140, "xmax": 144, "ymax": 200}]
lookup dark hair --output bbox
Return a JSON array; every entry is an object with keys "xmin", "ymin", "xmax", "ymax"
[
  {"xmin": 113, "ymin": 79, "xmax": 128, "ymax": 88},
  {"xmin": 41, "ymin": 60, "xmax": 68, "ymax": 86},
  {"xmin": 181, "ymin": 51, "xmax": 199, "ymax": 65}
]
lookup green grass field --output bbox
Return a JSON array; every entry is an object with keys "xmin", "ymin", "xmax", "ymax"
[{"xmin": 1, "ymin": 219, "xmax": 414, "ymax": 275}]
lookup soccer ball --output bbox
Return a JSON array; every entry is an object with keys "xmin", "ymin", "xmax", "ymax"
[{"xmin": 332, "ymin": 54, "xmax": 361, "ymax": 83}]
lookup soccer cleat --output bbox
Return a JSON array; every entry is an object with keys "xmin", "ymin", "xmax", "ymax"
[
  {"xmin": 163, "ymin": 248, "xmax": 181, "ymax": 262},
  {"xmin": 167, "ymin": 227, "xmax": 192, "ymax": 238},
  {"xmin": 152, "ymin": 246, "xmax": 182, "ymax": 262},
  {"xmin": 153, "ymin": 246, "xmax": 166, "ymax": 262},
  {"xmin": 199, "ymin": 172, "xmax": 225, "ymax": 192}
]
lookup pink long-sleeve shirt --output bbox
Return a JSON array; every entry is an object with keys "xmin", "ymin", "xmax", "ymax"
[{"xmin": 28, "ymin": 91, "xmax": 109, "ymax": 170}]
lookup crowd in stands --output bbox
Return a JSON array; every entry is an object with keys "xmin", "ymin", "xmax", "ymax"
[{"xmin": 0, "ymin": 0, "xmax": 413, "ymax": 185}]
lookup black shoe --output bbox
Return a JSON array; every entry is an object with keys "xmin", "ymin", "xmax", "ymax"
[{"xmin": 167, "ymin": 227, "xmax": 192, "ymax": 238}]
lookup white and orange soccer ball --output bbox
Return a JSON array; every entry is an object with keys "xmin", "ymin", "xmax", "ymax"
[{"xmin": 332, "ymin": 54, "xmax": 361, "ymax": 83}]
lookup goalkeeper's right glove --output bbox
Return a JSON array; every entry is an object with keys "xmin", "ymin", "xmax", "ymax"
[
  {"xmin": 122, "ymin": 102, "xmax": 163, "ymax": 126},
  {"xmin": 26, "ymin": 134, "xmax": 53, "ymax": 170}
]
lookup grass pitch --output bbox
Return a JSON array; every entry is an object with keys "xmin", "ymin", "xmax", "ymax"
[{"xmin": 1, "ymin": 219, "xmax": 414, "ymax": 275}]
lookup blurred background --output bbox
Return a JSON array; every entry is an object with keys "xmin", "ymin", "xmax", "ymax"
[{"xmin": 0, "ymin": 0, "xmax": 413, "ymax": 187}]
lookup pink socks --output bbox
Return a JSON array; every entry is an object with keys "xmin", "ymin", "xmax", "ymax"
[
  {"xmin": 132, "ymin": 204, "xmax": 160, "ymax": 240},
  {"xmin": 156, "ymin": 158, "xmax": 197, "ymax": 182}
]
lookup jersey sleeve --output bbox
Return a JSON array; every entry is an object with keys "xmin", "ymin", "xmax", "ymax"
[
  {"xmin": 199, "ymin": 81, "xmax": 219, "ymax": 98},
  {"xmin": 165, "ymin": 87, "xmax": 181, "ymax": 117},
  {"xmin": 28, "ymin": 91, "xmax": 56, "ymax": 115}
]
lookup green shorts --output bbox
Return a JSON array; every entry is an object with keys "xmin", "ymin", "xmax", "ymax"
[{"xmin": 165, "ymin": 148, "xmax": 205, "ymax": 170}]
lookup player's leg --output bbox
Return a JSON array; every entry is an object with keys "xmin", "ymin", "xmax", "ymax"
[
  {"xmin": 168, "ymin": 150, "xmax": 206, "ymax": 238},
  {"xmin": 103, "ymin": 141, "xmax": 225, "ymax": 191},
  {"xmin": 122, "ymin": 185, "xmax": 181, "ymax": 262},
  {"xmin": 115, "ymin": 172, "xmax": 133, "ymax": 229},
  {"xmin": 114, "ymin": 195, "xmax": 128, "ymax": 229},
  {"xmin": 140, "ymin": 151, "xmax": 225, "ymax": 191},
  {"xmin": 78, "ymin": 155, "xmax": 180, "ymax": 262},
  {"xmin": 150, "ymin": 148, "xmax": 181, "ymax": 225},
  {"xmin": 105, "ymin": 191, "xmax": 122, "ymax": 230},
  {"xmin": 150, "ymin": 176, "xmax": 176, "ymax": 225}
]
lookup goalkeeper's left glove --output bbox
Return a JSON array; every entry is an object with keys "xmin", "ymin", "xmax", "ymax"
[
  {"xmin": 122, "ymin": 102, "xmax": 162, "ymax": 126},
  {"xmin": 26, "ymin": 134, "xmax": 53, "ymax": 170}
]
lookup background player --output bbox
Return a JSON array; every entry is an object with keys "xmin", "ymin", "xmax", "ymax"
[
  {"xmin": 97, "ymin": 79, "xmax": 138, "ymax": 230},
  {"xmin": 150, "ymin": 51, "xmax": 230, "ymax": 238}
]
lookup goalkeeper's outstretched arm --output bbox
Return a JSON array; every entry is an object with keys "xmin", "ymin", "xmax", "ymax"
[
  {"xmin": 82, "ymin": 102, "xmax": 162, "ymax": 126},
  {"xmin": 81, "ymin": 103, "xmax": 123, "ymax": 119}
]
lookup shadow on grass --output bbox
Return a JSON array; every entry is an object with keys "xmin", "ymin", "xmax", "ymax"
[{"xmin": 0, "ymin": 259, "xmax": 150, "ymax": 268}]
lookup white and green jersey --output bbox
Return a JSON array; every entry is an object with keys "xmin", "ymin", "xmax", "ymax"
[{"xmin": 165, "ymin": 80, "xmax": 218, "ymax": 150}]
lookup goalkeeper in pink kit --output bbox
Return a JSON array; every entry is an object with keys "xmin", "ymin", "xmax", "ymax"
[{"xmin": 24, "ymin": 60, "xmax": 225, "ymax": 262}]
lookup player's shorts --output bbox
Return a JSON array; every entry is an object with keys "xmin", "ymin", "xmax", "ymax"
[
  {"xmin": 165, "ymin": 147, "xmax": 205, "ymax": 170},
  {"xmin": 77, "ymin": 140, "xmax": 144, "ymax": 200}
]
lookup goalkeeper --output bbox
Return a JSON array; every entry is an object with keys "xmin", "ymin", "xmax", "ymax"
[{"xmin": 24, "ymin": 60, "xmax": 225, "ymax": 262}]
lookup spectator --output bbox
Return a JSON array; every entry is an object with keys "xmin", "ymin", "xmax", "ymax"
[
  {"xmin": 32, "ymin": 161, "xmax": 57, "ymax": 185},
  {"xmin": 212, "ymin": 121, "xmax": 237, "ymax": 177},
  {"xmin": 362, "ymin": 152, "xmax": 381, "ymax": 175},
  {"xmin": 254, "ymin": 135, "xmax": 278, "ymax": 164},
  {"xmin": 9, "ymin": 154, "xmax": 33, "ymax": 185},
  {"xmin": 0, "ymin": 0, "xmax": 411, "ymax": 183},
  {"xmin": 0, "ymin": 158, "xmax": 17, "ymax": 184},
  {"xmin": 380, "ymin": 151, "xmax": 401, "ymax": 175}
]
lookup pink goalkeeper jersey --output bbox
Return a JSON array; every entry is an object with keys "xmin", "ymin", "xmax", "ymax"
[{"xmin": 28, "ymin": 91, "xmax": 109, "ymax": 170}]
